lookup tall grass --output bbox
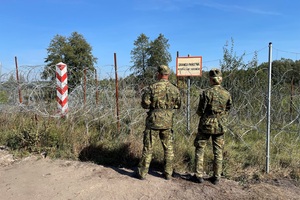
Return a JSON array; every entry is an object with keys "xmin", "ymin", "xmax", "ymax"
[
  {"xmin": 0, "ymin": 66, "xmax": 299, "ymax": 183},
  {"xmin": 0, "ymin": 106, "xmax": 299, "ymax": 183}
]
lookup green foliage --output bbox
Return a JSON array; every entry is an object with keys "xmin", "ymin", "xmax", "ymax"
[
  {"xmin": 147, "ymin": 33, "xmax": 172, "ymax": 70},
  {"xmin": 130, "ymin": 33, "xmax": 150, "ymax": 78},
  {"xmin": 1, "ymin": 74, "xmax": 18, "ymax": 91},
  {"xmin": 220, "ymin": 37, "xmax": 246, "ymax": 72},
  {"xmin": 0, "ymin": 90, "xmax": 8, "ymax": 103},
  {"xmin": 1, "ymin": 36, "xmax": 300, "ymax": 184},
  {"xmin": 173, "ymin": 133, "xmax": 196, "ymax": 172},
  {"xmin": 42, "ymin": 32, "xmax": 97, "ymax": 91},
  {"xmin": 130, "ymin": 33, "xmax": 171, "ymax": 85},
  {"xmin": 4, "ymin": 115, "xmax": 59, "ymax": 154},
  {"xmin": 0, "ymin": 100, "xmax": 299, "ymax": 183}
]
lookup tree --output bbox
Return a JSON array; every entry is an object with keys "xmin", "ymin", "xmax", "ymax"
[
  {"xmin": 219, "ymin": 38, "xmax": 259, "ymax": 90},
  {"xmin": 220, "ymin": 37, "xmax": 245, "ymax": 72},
  {"xmin": 130, "ymin": 33, "xmax": 172, "ymax": 85},
  {"xmin": 147, "ymin": 33, "xmax": 172, "ymax": 77},
  {"xmin": 42, "ymin": 32, "xmax": 97, "ymax": 91},
  {"xmin": 130, "ymin": 33, "xmax": 150, "ymax": 77}
]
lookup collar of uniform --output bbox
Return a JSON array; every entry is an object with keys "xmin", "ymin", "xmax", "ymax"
[{"xmin": 159, "ymin": 79, "xmax": 168, "ymax": 82}]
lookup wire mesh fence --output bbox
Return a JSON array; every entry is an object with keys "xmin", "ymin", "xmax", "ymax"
[{"xmin": 1, "ymin": 61, "xmax": 299, "ymax": 136}]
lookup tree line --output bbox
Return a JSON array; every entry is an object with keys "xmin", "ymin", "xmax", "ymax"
[
  {"xmin": 41, "ymin": 32, "xmax": 171, "ymax": 90},
  {"xmin": 41, "ymin": 32, "xmax": 300, "ymax": 88},
  {"xmin": 1, "ymin": 32, "xmax": 299, "ymax": 109}
]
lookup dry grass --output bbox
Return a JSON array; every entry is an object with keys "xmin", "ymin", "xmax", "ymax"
[{"xmin": 0, "ymin": 107, "xmax": 299, "ymax": 183}]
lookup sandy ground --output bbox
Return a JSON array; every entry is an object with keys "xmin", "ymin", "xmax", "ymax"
[{"xmin": 1, "ymin": 149, "xmax": 300, "ymax": 200}]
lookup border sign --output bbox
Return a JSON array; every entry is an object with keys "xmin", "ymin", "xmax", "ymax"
[{"xmin": 176, "ymin": 56, "xmax": 202, "ymax": 77}]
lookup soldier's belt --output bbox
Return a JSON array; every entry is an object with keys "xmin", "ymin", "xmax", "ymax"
[{"xmin": 151, "ymin": 108, "xmax": 174, "ymax": 110}]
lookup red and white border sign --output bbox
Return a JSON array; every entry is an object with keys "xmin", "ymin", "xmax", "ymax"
[
  {"xmin": 56, "ymin": 62, "xmax": 68, "ymax": 115},
  {"xmin": 176, "ymin": 56, "xmax": 202, "ymax": 77}
]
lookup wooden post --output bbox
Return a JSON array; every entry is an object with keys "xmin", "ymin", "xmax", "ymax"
[{"xmin": 15, "ymin": 56, "xmax": 22, "ymax": 104}]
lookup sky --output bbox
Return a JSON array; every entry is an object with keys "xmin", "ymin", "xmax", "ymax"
[{"xmin": 1, "ymin": 0, "xmax": 300, "ymax": 79}]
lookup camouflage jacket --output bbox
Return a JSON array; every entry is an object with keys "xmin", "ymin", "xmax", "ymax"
[
  {"xmin": 197, "ymin": 85, "xmax": 232, "ymax": 134},
  {"xmin": 141, "ymin": 79, "xmax": 181, "ymax": 129}
]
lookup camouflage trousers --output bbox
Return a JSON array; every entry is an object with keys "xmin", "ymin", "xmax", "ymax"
[
  {"xmin": 138, "ymin": 128, "xmax": 174, "ymax": 178},
  {"xmin": 194, "ymin": 133, "xmax": 224, "ymax": 179}
]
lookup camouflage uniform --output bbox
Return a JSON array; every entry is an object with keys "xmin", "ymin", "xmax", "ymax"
[
  {"xmin": 194, "ymin": 68, "xmax": 232, "ymax": 182},
  {"xmin": 137, "ymin": 65, "xmax": 181, "ymax": 180}
]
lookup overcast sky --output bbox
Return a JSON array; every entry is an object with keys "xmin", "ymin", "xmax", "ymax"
[{"xmin": 1, "ymin": 0, "xmax": 300, "ymax": 78}]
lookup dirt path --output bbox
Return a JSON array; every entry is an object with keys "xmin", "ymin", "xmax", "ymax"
[{"xmin": 0, "ymin": 149, "xmax": 299, "ymax": 200}]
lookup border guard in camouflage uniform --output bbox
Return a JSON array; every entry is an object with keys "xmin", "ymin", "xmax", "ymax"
[
  {"xmin": 193, "ymin": 68, "xmax": 232, "ymax": 185},
  {"xmin": 136, "ymin": 65, "xmax": 181, "ymax": 180}
]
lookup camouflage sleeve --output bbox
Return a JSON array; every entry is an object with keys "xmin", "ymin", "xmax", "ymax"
[
  {"xmin": 174, "ymin": 87, "xmax": 181, "ymax": 109},
  {"xmin": 226, "ymin": 94, "xmax": 232, "ymax": 112},
  {"xmin": 196, "ymin": 92, "xmax": 206, "ymax": 116},
  {"xmin": 141, "ymin": 86, "xmax": 151, "ymax": 109}
]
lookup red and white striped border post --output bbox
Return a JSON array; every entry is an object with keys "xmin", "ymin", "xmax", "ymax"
[{"xmin": 56, "ymin": 62, "xmax": 68, "ymax": 116}]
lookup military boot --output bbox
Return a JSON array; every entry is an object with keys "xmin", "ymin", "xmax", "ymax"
[{"xmin": 209, "ymin": 176, "xmax": 220, "ymax": 185}]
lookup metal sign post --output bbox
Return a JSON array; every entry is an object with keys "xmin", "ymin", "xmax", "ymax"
[
  {"xmin": 187, "ymin": 76, "xmax": 191, "ymax": 134},
  {"xmin": 176, "ymin": 55, "xmax": 202, "ymax": 135},
  {"xmin": 266, "ymin": 42, "xmax": 272, "ymax": 173}
]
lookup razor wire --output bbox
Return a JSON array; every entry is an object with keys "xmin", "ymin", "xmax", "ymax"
[{"xmin": 0, "ymin": 56, "xmax": 300, "ymax": 144}]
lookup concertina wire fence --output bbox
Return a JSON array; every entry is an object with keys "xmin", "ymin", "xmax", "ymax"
[{"xmin": 0, "ymin": 46, "xmax": 300, "ymax": 150}]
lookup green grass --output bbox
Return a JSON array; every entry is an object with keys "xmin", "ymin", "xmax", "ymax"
[{"xmin": 0, "ymin": 111, "xmax": 299, "ymax": 183}]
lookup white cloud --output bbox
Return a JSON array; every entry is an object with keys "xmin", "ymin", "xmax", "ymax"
[{"xmin": 199, "ymin": 1, "xmax": 281, "ymax": 16}]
